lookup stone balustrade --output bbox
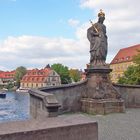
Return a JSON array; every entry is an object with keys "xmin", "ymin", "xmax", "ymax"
[{"xmin": 29, "ymin": 89, "xmax": 61, "ymax": 119}]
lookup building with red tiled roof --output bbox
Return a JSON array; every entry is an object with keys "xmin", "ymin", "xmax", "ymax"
[
  {"xmin": 0, "ymin": 71, "xmax": 15, "ymax": 86},
  {"xmin": 20, "ymin": 67, "xmax": 61, "ymax": 88},
  {"xmin": 110, "ymin": 44, "xmax": 140, "ymax": 83},
  {"xmin": 81, "ymin": 72, "xmax": 86, "ymax": 81}
]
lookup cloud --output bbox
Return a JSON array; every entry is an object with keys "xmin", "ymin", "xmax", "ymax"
[
  {"xmin": 0, "ymin": 66, "xmax": 8, "ymax": 71},
  {"xmin": 0, "ymin": 0, "xmax": 140, "ymax": 71},
  {"xmin": 0, "ymin": 35, "xmax": 89, "ymax": 70},
  {"xmin": 80, "ymin": 0, "xmax": 140, "ymax": 61},
  {"xmin": 68, "ymin": 19, "xmax": 80, "ymax": 27}
]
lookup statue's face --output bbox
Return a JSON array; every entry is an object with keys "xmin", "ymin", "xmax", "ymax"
[{"xmin": 98, "ymin": 17, "xmax": 105, "ymax": 23}]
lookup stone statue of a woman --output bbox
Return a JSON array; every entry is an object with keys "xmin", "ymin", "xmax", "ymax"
[{"xmin": 87, "ymin": 10, "xmax": 108, "ymax": 67}]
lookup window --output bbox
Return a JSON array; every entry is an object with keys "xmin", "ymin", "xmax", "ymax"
[
  {"xmin": 27, "ymin": 77, "xmax": 30, "ymax": 81},
  {"xmin": 52, "ymin": 77, "xmax": 56, "ymax": 81},
  {"xmin": 48, "ymin": 77, "xmax": 50, "ymax": 82},
  {"xmin": 126, "ymin": 56, "xmax": 130, "ymax": 60}
]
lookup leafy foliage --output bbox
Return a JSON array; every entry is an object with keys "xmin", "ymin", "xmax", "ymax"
[
  {"xmin": 51, "ymin": 63, "xmax": 71, "ymax": 84},
  {"xmin": 6, "ymin": 82, "xmax": 14, "ymax": 90},
  {"xmin": 118, "ymin": 51, "xmax": 140, "ymax": 85},
  {"xmin": 69, "ymin": 69, "xmax": 81, "ymax": 82},
  {"xmin": 133, "ymin": 50, "xmax": 140, "ymax": 65},
  {"xmin": 14, "ymin": 66, "xmax": 27, "ymax": 87},
  {"xmin": 118, "ymin": 66, "xmax": 140, "ymax": 85}
]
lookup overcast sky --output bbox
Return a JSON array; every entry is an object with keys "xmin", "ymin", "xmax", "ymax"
[{"xmin": 0, "ymin": 0, "xmax": 139, "ymax": 70}]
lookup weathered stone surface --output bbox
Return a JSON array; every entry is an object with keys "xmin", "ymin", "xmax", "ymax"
[
  {"xmin": 0, "ymin": 115, "xmax": 98, "ymax": 140},
  {"xmin": 87, "ymin": 10, "xmax": 107, "ymax": 66},
  {"xmin": 114, "ymin": 84, "xmax": 140, "ymax": 108},
  {"xmin": 82, "ymin": 10, "xmax": 125, "ymax": 114},
  {"xmin": 39, "ymin": 80, "xmax": 87, "ymax": 113},
  {"xmin": 81, "ymin": 67, "xmax": 125, "ymax": 114},
  {"xmin": 81, "ymin": 98, "xmax": 125, "ymax": 115},
  {"xmin": 29, "ymin": 89, "xmax": 61, "ymax": 118},
  {"xmin": 84, "ymin": 68, "xmax": 121, "ymax": 100},
  {"xmin": 85, "ymin": 67, "xmax": 112, "ymax": 73}
]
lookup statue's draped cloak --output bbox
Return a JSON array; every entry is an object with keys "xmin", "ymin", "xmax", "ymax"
[{"xmin": 87, "ymin": 22, "xmax": 108, "ymax": 65}]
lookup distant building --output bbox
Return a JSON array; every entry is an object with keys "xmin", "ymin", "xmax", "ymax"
[
  {"xmin": 81, "ymin": 72, "xmax": 86, "ymax": 81},
  {"xmin": 110, "ymin": 44, "xmax": 140, "ymax": 83},
  {"xmin": 0, "ymin": 71, "xmax": 15, "ymax": 86},
  {"xmin": 20, "ymin": 67, "xmax": 61, "ymax": 88}
]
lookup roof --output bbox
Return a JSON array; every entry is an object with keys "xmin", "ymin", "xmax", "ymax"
[
  {"xmin": 110, "ymin": 44, "xmax": 140, "ymax": 64},
  {"xmin": 0, "ymin": 71, "xmax": 15, "ymax": 79},
  {"xmin": 45, "ymin": 64, "xmax": 51, "ymax": 69},
  {"xmin": 0, "ymin": 67, "xmax": 54, "ymax": 83},
  {"xmin": 26, "ymin": 68, "xmax": 52, "ymax": 76},
  {"xmin": 21, "ymin": 68, "xmax": 53, "ymax": 83}
]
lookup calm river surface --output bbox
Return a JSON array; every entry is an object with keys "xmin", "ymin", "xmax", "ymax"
[{"xmin": 0, "ymin": 91, "xmax": 30, "ymax": 123}]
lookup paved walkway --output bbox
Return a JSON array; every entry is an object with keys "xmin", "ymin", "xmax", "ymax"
[
  {"xmin": 1, "ymin": 108, "xmax": 140, "ymax": 140},
  {"xmin": 84, "ymin": 108, "xmax": 140, "ymax": 140}
]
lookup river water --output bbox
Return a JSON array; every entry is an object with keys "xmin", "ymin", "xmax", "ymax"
[{"xmin": 0, "ymin": 91, "xmax": 30, "ymax": 123}]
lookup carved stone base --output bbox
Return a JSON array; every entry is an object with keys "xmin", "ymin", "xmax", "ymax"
[
  {"xmin": 81, "ymin": 67, "xmax": 125, "ymax": 115},
  {"xmin": 81, "ymin": 98, "xmax": 125, "ymax": 115},
  {"xmin": 83, "ymin": 67, "xmax": 121, "ymax": 99}
]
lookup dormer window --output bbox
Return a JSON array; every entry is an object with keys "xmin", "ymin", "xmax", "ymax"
[{"xmin": 126, "ymin": 56, "xmax": 130, "ymax": 60}]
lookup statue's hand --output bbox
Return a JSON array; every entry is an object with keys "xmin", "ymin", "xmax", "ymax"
[{"xmin": 93, "ymin": 32, "xmax": 99, "ymax": 36}]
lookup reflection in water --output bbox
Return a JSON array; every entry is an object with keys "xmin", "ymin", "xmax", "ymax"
[{"xmin": 0, "ymin": 91, "xmax": 30, "ymax": 122}]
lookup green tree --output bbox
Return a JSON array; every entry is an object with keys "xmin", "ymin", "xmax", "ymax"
[
  {"xmin": 14, "ymin": 66, "xmax": 27, "ymax": 88},
  {"xmin": 69, "ymin": 69, "xmax": 81, "ymax": 82},
  {"xmin": 133, "ymin": 50, "xmax": 140, "ymax": 65},
  {"xmin": 6, "ymin": 82, "xmax": 14, "ymax": 90},
  {"xmin": 118, "ymin": 66, "xmax": 140, "ymax": 85},
  {"xmin": 118, "ymin": 51, "xmax": 140, "ymax": 85},
  {"xmin": 51, "ymin": 63, "xmax": 71, "ymax": 84}
]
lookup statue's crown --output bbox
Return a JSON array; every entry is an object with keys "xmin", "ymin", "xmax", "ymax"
[{"xmin": 98, "ymin": 9, "xmax": 105, "ymax": 17}]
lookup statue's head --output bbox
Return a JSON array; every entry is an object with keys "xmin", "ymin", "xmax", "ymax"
[
  {"xmin": 98, "ymin": 16, "xmax": 105, "ymax": 23},
  {"xmin": 98, "ymin": 9, "xmax": 105, "ymax": 23}
]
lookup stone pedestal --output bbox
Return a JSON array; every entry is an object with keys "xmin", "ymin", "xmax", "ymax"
[
  {"xmin": 81, "ymin": 67, "xmax": 125, "ymax": 114},
  {"xmin": 81, "ymin": 98, "xmax": 125, "ymax": 115}
]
